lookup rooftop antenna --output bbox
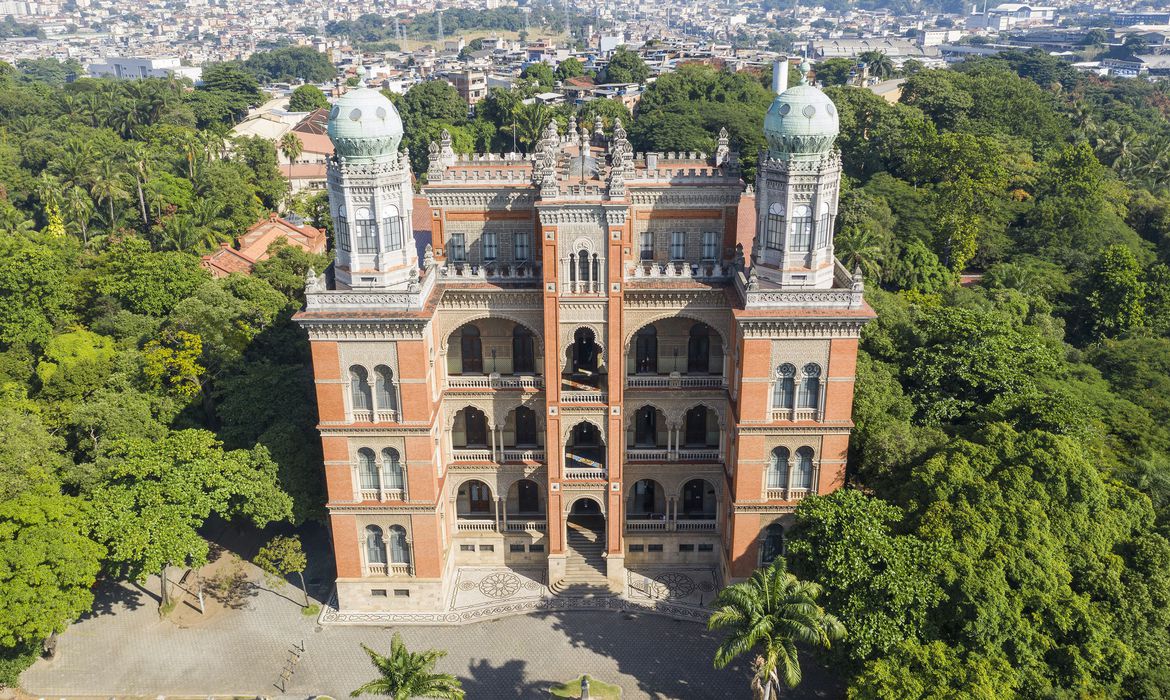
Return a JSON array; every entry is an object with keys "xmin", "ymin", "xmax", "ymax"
[
  {"xmin": 563, "ymin": 0, "xmax": 571, "ymax": 42},
  {"xmin": 437, "ymin": 6, "xmax": 444, "ymax": 42}
]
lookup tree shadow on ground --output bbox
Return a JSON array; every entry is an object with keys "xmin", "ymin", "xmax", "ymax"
[
  {"xmin": 543, "ymin": 610, "xmax": 845, "ymax": 700},
  {"xmin": 460, "ymin": 658, "xmax": 552, "ymax": 699},
  {"xmin": 79, "ymin": 579, "xmax": 151, "ymax": 620},
  {"xmin": 202, "ymin": 517, "xmax": 335, "ymax": 605}
]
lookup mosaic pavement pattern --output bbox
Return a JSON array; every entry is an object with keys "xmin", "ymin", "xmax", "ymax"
[{"xmin": 320, "ymin": 566, "xmax": 717, "ymax": 625}]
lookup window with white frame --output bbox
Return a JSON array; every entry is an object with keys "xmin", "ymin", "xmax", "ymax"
[
  {"xmin": 640, "ymin": 231, "xmax": 653, "ymax": 260},
  {"xmin": 702, "ymin": 231, "xmax": 718, "ymax": 260},
  {"xmin": 382, "ymin": 448, "xmax": 404, "ymax": 490},
  {"xmin": 358, "ymin": 448, "xmax": 378, "ymax": 490},
  {"xmin": 336, "ymin": 219, "xmax": 351, "ymax": 252},
  {"xmin": 767, "ymin": 447, "xmax": 789, "ymax": 489},
  {"xmin": 798, "ymin": 363, "xmax": 821, "ymax": 409},
  {"xmin": 355, "ymin": 207, "xmax": 378, "ymax": 254},
  {"xmin": 766, "ymin": 203, "xmax": 784, "ymax": 250},
  {"xmin": 789, "ymin": 205, "xmax": 813, "ymax": 252},
  {"xmin": 448, "ymin": 233, "xmax": 466, "ymax": 262},
  {"xmin": 794, "ymin": 447, "xmax": 814, "ymax": 489},
  {"xmin": 772, "ymin": 363, "xmax": 796, "ymax": 409},
  {"xmin": 515, "ymin": 230, "xmax": 530, "ymax": 261},
  {"xmin": 382, "ymin": 205, "xmax": 403, "ymax": 251},
  {"xmin": 670, "ymin": 231, "xmax": 685, "ymax": 260},
  {"xmin": 483, "ymin": 231, "xmax": 498, "ymax": 261}
]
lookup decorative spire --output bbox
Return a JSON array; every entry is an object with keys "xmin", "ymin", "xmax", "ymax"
[
  {"xmin": 715, "ymin": 127, "xmax": 730, "ymax": 166},
  {"xmin": 567, "ymin": 113, "xmax": 577, "ymax": 136},
  {"xmin": 800, "ymin": 59, "xmax": 812, "ymax": 86}
]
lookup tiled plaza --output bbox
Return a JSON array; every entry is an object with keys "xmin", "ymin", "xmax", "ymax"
[{"xmin": 22, "ymin": 562, "xmax": 842, "ymax": 699}]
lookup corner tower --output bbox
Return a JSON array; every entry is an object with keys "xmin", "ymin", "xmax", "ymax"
[
  {"xmin": 326, "ymin": 87, "xmax": 418, "ymax": 290},
  {"xmin": 753, "ymin": 60, "xmax": 841, "ymax": 289}
]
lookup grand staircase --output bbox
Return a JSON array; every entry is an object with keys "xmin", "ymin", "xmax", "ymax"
[{"xmin": 550, "ymin": 516, "xmax": 615, "ymax": 597}]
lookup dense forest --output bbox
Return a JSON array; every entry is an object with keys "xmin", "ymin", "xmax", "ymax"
[{"xmin": 2, "ymin": 45, "xmax": 1170, "ymax": 698}]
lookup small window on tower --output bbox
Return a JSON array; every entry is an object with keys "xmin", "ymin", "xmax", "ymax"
[
  {"xmin": 515, "ymin": 231, "xmax": 531, "ymax": 261},
  {"xmin": 670, "ymin": 232, "xmax": 685, "ymax": 260},
  {"xmin": 449, "ymin": 233, "xmax": 466, "ymax": 262},
  {"xmin": 483, "ymin": 231, "xmax": 498, "ymax": 261},
  {"xmin": 702, "ymin": 231, "xmax": 718, "ymax": 261}
]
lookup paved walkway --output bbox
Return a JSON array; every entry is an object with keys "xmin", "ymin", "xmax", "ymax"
[{"xmin": 22, "ymin": 566, "xmax": 844, "ymax": 699}]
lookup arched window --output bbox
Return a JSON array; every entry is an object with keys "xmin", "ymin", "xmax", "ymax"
[
  {"xmin": 381, "ymin": 204, "xmax": 403, "ymax": 252},
  {"xmin": 516, "ymin": 479, "xmax": 540, "ymax": 514},
  {"xmin": 766, "ymin": 202, "xmax": 785, "ymax": 250},
  {"xmin": 761, "ymin": 524, "xmax": 784, "ymax": 564},
  {"xmin": 354, "ymin": 206, "xmax": 378, "ymax": 254},
  {"xmin": 336, "ymin": 205, "xmax": 350, "ymax": 252},
  {"xmin": 773, "ymin": 364, "xmax": 796, "ymax": 410},
  {"xmin": 767, "ymin": 447, "xmax": 789, "ymax": 490},
  {"xmin": 512, "ymin": 326, "xmax": 535, "ymax": 374},
  {"xmin": 629, "ymin": 479, "xmax": 662, "ymax": 516},
  {"xmin": 358, "ymin": 448, "xmax": 379, "ymax": 490},
  {"xmin": 685, "ymin": 406, "xmax": 717, "ymax": 447},
  {"xmin": 388, "ymin": 525, "xmax": 409, "ymax": 564},
  {"xmin": 382, "ymin": 448, "xmax": 404, "ymax": 491},
  {"xmin": 817, "ymin": 202, "xmax": 831, "ymax": 248},
  {"xmin": 634, "ymin": 406, "xmax": 658, "ymax": 447},
  {"xmin": 365, "ymin": 525, "xmax": 386, "ymax": 565},
  {"xmin": 577, "ymin": 250, "xmax": 590, "ymax": 282},
  {"xmin": 514, "ymin": 406, "xmax": 538, "ymax": 447},
  {"xmin": 682, "ymin": 479, "xmax": 716, "ymax": 519},
  {"xmin": 350, "ymin": 366, "xmax": 371, "ymax": 412},
  {"xmin": 687, "ymin": 324, "xmax": 711, "ymax": 374},
  {"xmin": 635, "ymin": 326, "xmax": 657, "ymax": 374},
  {"xmin": 795, "ymin": 447, "xmax": 814, "ymax": 490},
  {"xmin": 463, "ymin": 408, "xmax": 488, "ymax": 448},
  {"xmin": 789, "ymin": 205, "xmax": 813, "ymax": 252},
  {"xmin": 799, "ymin": 363, "xmax": 821, "ymax": 409},
  {"xmin": 462, "ymin": 480, "xmax": 492, "ymax": 514},
  {"xmin": 460, "ymin": 326, "xmax": 482, "ymax": 374},
  {"xmin": 573, "ymin": 328, "xmax": 598, "ymax": 374},
  {"xmin": 374, "ymin": 365, "xmax": 397, "ymax": 414}
]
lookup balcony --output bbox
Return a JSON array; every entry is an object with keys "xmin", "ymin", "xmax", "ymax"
[
  {"xmin": 359, "ymin": 488, "xmax": 406, "ymax": 502},
  {"xmin": 627, "ymin": 448, "xmax": 669, "ymax": 462},
  {"xmin": 456, "ymin": 519, "xmax": 498, "ymax": 532},
  {"xmin": 365, "ymin": 562, "xmax": 411, "ymax": 576},
  {"xmin": 375, "ymin": 410, "xmax": 399, "ymax": 422},
  {"xmin": 351, "ymin": 409, "xmax": 373, "ymax": 422},
  {"xmin": 452, "ymin": 448, "xmax": 493, "ymax": 462},
  {"xmin": 677, "ymin": 448, "xmax": 720, "ymax": 461},
  {"xmin": 505, "ymin": 519, "xmax": 548, "ymax": 532},
  {"xmin": 446, "ymin": 374, "xmax": 543, "ymax": 391},
  {"xmin": 766, "ymin": 488, "xmax": 810, "ymax": 502},
  {"xmin": 626, "ymin": 374, "xmax": 725, "ymax": 390},
  {"xmin": 564, "ymin": 467, "xmax": 608, "ymax": 480},
  {"xmin": 625, "ymin": 516, "xmax": 716, "ymax": 533},
  {"xmin": 561, "ymin": 390, "xmax": 606, "ymax": 404},
  {"xmin": 770, "ymin": 408, "xmax": 822, "ymax": 422}
]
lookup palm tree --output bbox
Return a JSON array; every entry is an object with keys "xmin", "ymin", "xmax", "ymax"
[
  {"xmin": 89, "ymin": 160, "xmax": 130, "ymax": 233},
  {"xmin": 708, "ymin": 558, "xmax": 845, "ymax": 700},
  {"xmin": 64, "ymin": 185, "xmax": 94, "ymax": 245},
  {"xmin": 858, "ymin": 50, "xmax": 893, "ymax": 81},
  {"xmin": 124, "ymin": 142, "xmax": 153, "ymax": 229},
  {"xmin": 517, "ymin": 103, "xmax": 554, "ymax": 152},
  {"xmin": 835, "ymin": 225, "xmax": 883, "ymax": 281},
  {"xmin": 350, "ymin": 635, "xmax": 464, "ymax": 700},
  {"xmin": 279, "ymin": 131, "xmax": 304, "ymax": 204}
]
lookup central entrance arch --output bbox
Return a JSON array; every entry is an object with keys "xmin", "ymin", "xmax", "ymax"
[{"xmin": 563, "ymin": 496, "xmax": 608, "ymax": 590}]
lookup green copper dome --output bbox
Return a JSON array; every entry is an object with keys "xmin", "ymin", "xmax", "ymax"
[
  {"xmin": 763, "ymin": 64, "xmax": 839, "ymax": 158},
  {"xmin": 327, "ymin": 88, "xmax": 403, "ymax": 162}
]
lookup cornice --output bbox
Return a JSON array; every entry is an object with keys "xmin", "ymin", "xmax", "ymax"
[
  {"xmin": 628, "ymin": 190, "xmax": 741, "ymax": 207},
  {"xmin": 732, "ymin": 503, "xmax": 798, "ymax": 513},
  {"xmin": 301, "ymin": 320, "xmax": 430, "ymax": 341},
  {"xmin": 537, "ymin": 205, "xmax": 628, "ymax": 226},
  {"xmin": 437, "ymin": 289, "xmax": 543, "ymax": 310},
  {"xmin": 423, "ymin": 189, "xmax": 536, "ymax": 208},
  {"xmin": 734, "ymin": 424, "xmax": 854, "ymax": 434},
  {"xmin": 624, "ymin": 289, "xmax": 728, "ymax": 308},
  {"xmin": 318, "ymin": 424, "xmax": 434, "ymax": 435},
  {"xmin": 328, "ymin": 503, "xmax": 440, "ymax": 513},
  {"xmin": 738, "ymin": 319, "xmax": 868, "ymax": 338}
]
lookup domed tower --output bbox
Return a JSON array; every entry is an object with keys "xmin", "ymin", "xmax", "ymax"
[
  {"xmin": 325, "ymin": 85, "xmax": 417, "ymax": 290},
  {"xmin": 754, "ymin": 60, "xmax": 841, "ymax": 289}
]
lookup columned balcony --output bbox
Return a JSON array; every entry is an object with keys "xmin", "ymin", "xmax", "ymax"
[
  {"xmin": 770, "ymin": 407, "xmax": 822, "ymax": 422},
  {"xmin": 445, "ymin": 373, "xmax": 543, "ymax": 391},
  {"xmin": 625, "ymin": 478, "xmax": 719, "ymax": 533},
  {"xmin": 626, "ymin": 373, "xmax": 725, "ymax": 389}
]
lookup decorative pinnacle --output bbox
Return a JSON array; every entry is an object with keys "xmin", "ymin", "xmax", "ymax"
[{"xmin": 799, "ymin": 59, "xmax": 812, "ymax": 86}]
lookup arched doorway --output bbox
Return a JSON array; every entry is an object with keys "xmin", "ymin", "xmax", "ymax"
[{"xmin": 565, "ymin": 497, "xmax": 607, "ymax": 587}]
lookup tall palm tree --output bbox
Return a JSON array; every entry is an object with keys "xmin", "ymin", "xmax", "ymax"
[
  {"xmin": 64, "ymin": 185, "xmax": 94, "ymax": 245},
  {"xmin": 89, "ymin": 160, "xmax": 130, "ymax": 233},
  {"xmin": 124, "ymin": 142, "xmax": 153, "ymax": 229},
  {"xmin": 350, "ymin": 635, "xmax": 464, "ymax": 700},
  {"xmin": 858, "ymin": 50, "xmax": 894, "ymax": 81},
  {"xmin": 517, "ymin": 103, "xmax": 554, "ymax": 152},
  {"xmin": 708, "ymin": 558, "xmax": 845, "ymax": 700},
  {"xmin": 835, "ymin": 225, "xmax": 883, "ymax": 281},
  {"xmin": 279, "ymin": 131, "xmax": 304, "ymax": 203}
]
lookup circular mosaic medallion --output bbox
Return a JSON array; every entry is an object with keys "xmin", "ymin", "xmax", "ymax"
[
  {"xmin": 478, "ymin": 572, "xmax": 522, "ymax": 599},
  {"xmin": 523, "ymin": 580, "xmax": 543, "ymax": 591},
  {"xmin": 654, "ymin": 572, "xmax": 697, "ymax": 599}
]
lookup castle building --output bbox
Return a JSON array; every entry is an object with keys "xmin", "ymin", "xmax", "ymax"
[{"xmin": 294, "ymin": 64, "xmax": 874, "ymax": 612}]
